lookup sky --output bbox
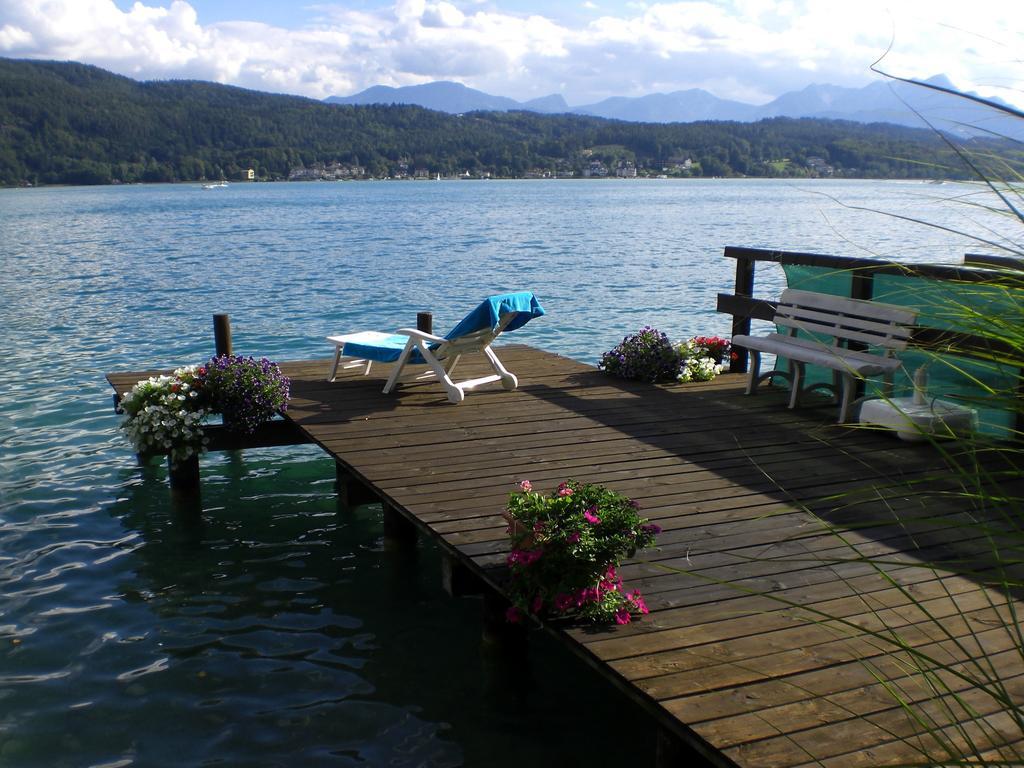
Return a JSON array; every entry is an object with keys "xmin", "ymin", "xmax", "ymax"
[{"xmin": 0, "ymin": 0, "xmax": 1020, "ymax": 107}]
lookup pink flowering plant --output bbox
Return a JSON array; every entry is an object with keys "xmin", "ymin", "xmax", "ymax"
[{"xmin": 503, "ymin": 479, "xmax": 660, "ymax": 626}]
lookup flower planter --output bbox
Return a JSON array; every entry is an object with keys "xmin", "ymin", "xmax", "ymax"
[
  {"xmin": 502, "ymin": 479, "xmax": 658, "ymax": 625},
  {"xmin": 501, "ymin": 510, "xmax": 534, "ymax": 547}
]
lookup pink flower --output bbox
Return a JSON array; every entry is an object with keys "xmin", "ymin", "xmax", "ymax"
[
  {"xmin": 553, "ymin": 593, "xmax": 574, "ymax": 612},
  {"xmin": 557, "ymin": 486, "xmax": 573, "ymax": 497},
  {"xmin": 518, "ymin": 480, "xmax": 532, "ymax": 492},
  {"xmin": 508, "ymin": 548, "xmax": 544, "ymax": 567},
  {"xmin": 614, "ymin": 609, "xmax": 632, "ymax": 625},
  {"xmin": 630, "ymin": 590, "xmax": 649, "ymax": 614},
  {"xmin": 584, "ymin": 507, "xmax": 601, "ymax": 524},
  {"xmin": 506, "ymin": 606, "xmax": 523, "ymax": 624},
  {"xmin": 567, "ymin": 531, "xmax": 581, "ymax": 544}
]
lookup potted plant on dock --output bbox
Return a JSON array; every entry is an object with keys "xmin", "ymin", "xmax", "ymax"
[
  {"xmin": 119, "ymin": 365, "xmax": 211, "ymax": 467},
  {"xmin": 598, "ymin": 327, "xmax": 731, "ymax": 384},
  {"xmin": 200, "ymin": 354, "xmax": 291, "ymax": 435},
  {"xmin": 676, "ymin": 335, "xmax": 731, "ymax": 382},
  {"xmin": 502, "ymin": 479, "xmax": 660, "ymax": 625},
  {"xmin": 119, "ymin": 356, "xmax": 290, "ymax": 467}
]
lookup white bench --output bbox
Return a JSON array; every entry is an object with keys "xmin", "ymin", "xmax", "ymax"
[{"xmin": 732, "ymin": 288, "xmax": 919, "ymax": 422}]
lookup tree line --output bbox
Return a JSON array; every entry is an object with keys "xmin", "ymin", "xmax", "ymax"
[{"xmin": 1, "ymin": 58, "xmax": 1017, "ymax": 186}]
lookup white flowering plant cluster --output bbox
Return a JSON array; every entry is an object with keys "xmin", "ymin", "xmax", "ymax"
[
  {"xmin": 119, "ymin": 365, "xmax": 210, "ymax": 466},
  {"xmin": 676, "ymin": 336, "xmax": 731, "ymax": 383}
]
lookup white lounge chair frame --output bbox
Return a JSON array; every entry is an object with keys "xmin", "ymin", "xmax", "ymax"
[{"xmin": 327, "ymin": 312, "xmax": 520, "ymax": 403}]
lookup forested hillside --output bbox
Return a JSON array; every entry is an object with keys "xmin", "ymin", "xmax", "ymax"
[{"xmin": 0, "ymin": 58, "xmax": 1013, "ymax": 186}]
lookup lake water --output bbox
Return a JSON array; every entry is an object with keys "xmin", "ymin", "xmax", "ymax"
[{"xmin": 0, "ymin": 179, "xmax": 1015, "ymax": 767}]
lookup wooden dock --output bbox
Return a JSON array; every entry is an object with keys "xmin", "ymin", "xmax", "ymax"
[{"xmin": 108, "ymin": 344, "xmax": 1024, "ymax": 767}]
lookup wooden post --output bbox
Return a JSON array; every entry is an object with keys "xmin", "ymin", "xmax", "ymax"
[
  {"xmin": 849, "ymin": 268, "xmax": 875, "ymax": 400},
  {"xmin": 416, "ymin": 312, "xmax": 433, "ymax": 334},
  {"xmin": 481, "ymin": 590, "xmax": 528, "ymax": 652},
  {"xmin": 168, "ymin": 454, "xmax": 201, "ymax": 512},
  {"xmin": 441, "ymin": 553, "xmax": 485, "ymax": 597},
  {"xmin": 335, "ymin": 463, "xmax": 379, "ymax": 509},
  {"xmin": 729, "ymin": 255, "xmax": 755, "ymax": 373},
  {"xmin": 382, "ymin": 502, "xmax": 417, "ymax": 544},
  {"xmin": 335, "ymin": 462, "xmax": 352, "ymax": 509},
  {"xmin": 655, "ymin": 728, "xmax": 692, "ymax": 768},
  {"xmin": 213, "ymin": 314, "xmax": 232, "ymax": 357},
  {"xmin": 850, "ymin": 267, "xmax": 875, "ymax": 302}
]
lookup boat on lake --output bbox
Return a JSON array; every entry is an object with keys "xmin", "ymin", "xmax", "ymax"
[{"xmin": 201, "ymin": 181, "xmax": 228, "ymax": 189}]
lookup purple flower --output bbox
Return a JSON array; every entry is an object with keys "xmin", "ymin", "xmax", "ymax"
[{"xmin": 584, "ymin": 507, "xmax": 601, "ymax": 525}]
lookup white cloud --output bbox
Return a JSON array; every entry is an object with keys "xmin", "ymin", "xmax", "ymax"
[{"xmin": 0, "ymin": 0, "xmax": 1019, "ymax": 106}]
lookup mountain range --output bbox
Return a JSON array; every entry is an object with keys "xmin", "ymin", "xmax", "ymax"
[
  {"xmin": 327, "ymin": 77, "xmax": 1022, "ymax": 139},
  {"xmin": 2, "ymin": 57, "xmax": 1018, "ymax": 187}
]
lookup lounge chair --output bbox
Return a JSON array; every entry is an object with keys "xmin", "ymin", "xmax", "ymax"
[{"xmin": 326, "ymin": 292, "xmax": 546, "ymax": 403}]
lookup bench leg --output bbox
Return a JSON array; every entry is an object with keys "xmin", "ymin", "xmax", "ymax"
[
  {"xmin": 788, "ymin": 361, "xmax": 805, "ymax": 410},
  {"xmin": 745, "ymin": 351, "xmax": 762, "ymax": 395},
  {"xmin": 837, "ymin": 373, "xmax": 856, "ymax": 423}
]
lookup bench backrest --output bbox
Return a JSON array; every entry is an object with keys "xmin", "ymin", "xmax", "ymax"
[{"xmin": 775, "ymin": 289, "xmax": 918, "ymax": 351}]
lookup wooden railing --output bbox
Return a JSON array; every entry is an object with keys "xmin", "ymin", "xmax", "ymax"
[{"xmin": 717, "ymin": 245, "xmax": 1023, "ymax": 373}]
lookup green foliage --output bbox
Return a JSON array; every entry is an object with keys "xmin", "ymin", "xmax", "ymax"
[
  {"xmin": 504, "ymin": 479, "xmax": 659, "ymax": 625},
  {"xmin": 2, "ymin": 58, "xmax": 1020, "ymax": 186}
]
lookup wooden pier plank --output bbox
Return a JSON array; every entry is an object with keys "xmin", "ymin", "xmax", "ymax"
[{"xmin": 107, "ymin": 345, "xmax": 1023, "ymax": 767}]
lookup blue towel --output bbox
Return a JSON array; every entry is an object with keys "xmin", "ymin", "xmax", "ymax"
[
  {"xmin": 341, "ymin": 292, "xmax": 545, "ymax": 364},
  {"xmin": 444, "ymin": 292, "xmax": 546, "ymax": 339}
]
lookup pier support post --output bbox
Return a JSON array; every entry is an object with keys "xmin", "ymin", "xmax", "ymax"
[
  {"xmin": 168, "ymin": 454, "xmax": 202, "ymax": 514},
  {"xmin": 213, "ymin": 314, "xmax": 232, "ymax": 357},
  {"xmin": 382, "ymin": 502, "xmax": 418, "ymax": 544},
  {"xmin": 441, "ymin": 553, "xmax": 485, "ymax": 597},
  {"xmin": 481, "ymin": 590, "xmax": 528, "ymax": 654},
  {"xmin": 655, "ymin": 728, "xmax": 691, "ymax": 768},
  {"xmin": 335, "ymin": 463, "xmax": 379, "ymax": 509}
]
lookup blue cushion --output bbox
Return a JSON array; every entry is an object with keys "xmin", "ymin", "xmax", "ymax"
[{"xmin": 342, "ymin": 333, "xmax": 426, "ymax": 363}]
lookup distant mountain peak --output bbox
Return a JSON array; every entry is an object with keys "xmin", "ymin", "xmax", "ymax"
[
  {"xmin": 321, "ymin": 74, "xmax": 1020, "ymax": 139},
  {"xmin": 326, "ymin": 81, "xmax": 521, "ymax": 113}
]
